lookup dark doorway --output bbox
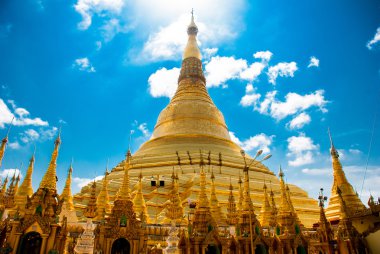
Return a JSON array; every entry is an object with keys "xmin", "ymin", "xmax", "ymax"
[
  {"xmin": 255, "ymin": 244, "xmax": 267, "ymax": 254},
  {"xmin": 17, "ymin": 231, "xmax": 42, "ymax": 254},
  {"xmin": 297, "ymin": 245, "xmax": 307, "ymax": 254},
  {"xmin": 111, "ymin": 238, "xmax": 130, "ymax": 254},
  {"xmin": 206, "ymin": 244, "xmax": 220, "ymax": 254}
]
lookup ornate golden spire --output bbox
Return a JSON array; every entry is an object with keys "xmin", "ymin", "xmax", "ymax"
[
  {"xmin": 165, "ymin": 168, "xmax": 183, "ymax": 222},
  {"xmin": 133, "ymin": 171, "xmax": 149, "ymax": 223},
  {"xmin": 96, "ymin": 168, "xmax": 111, "ymax": 220},
  {"xmin": 4, "ymin": 172, "xmax": 17, "ymax": 208},
  {"xmin": 39, "ymin": 133, "xmax": 61, "ymax": 190},
  {"xmin": 226, "ymin": 178, "xmax": 238, "ymax": 225},
  {"xmin": 209, "ymin": 169, "xmax": 225, "ymax": 225},
  {"xmin": 317, "ymin": 188, "xmax": 333, "ymax": 242},
  {"xmin": 277, "ymin": 166, "xmax": 296, "ymax": 232},
  {"xmin": 61, "ymin": 162, "xmax": 74, "ymax": 210},
  {"xmin": 270, "ymin": 188, "xmax": 278, "ymax": 227},
  {"xmin": 183, "ymin": 10, "xmax": 201, "ymax": 60},
  {"xmin": 259, "ymin": 182, "xmax": 273, "ymax": 227},
  {"xmin": 237, "ymin": 173, "xmax": 244, "ymax": 212},
  {"xmin": 0, "ymin": 176, "xmax": 8, "ymax": 205},
  {"xmin": 14, "ymin": 173, "xmax": 20, "ymax": 196},
  {"xmin": 0, "ymin": 120, "xmax": 12, "ymax": 168},
  {"xmin": 84, "ymin": 181, "xmax": 97, "ymax": 219},
  {"xmin": 116, "ymin": 150, "xmax": 132, "ymax": 200},
  {"xmin": 15, "ymin": 154, "xmax": 35, "ymax": 213},
  {"xmin": 197, "ymin": 163, "xmax": 209, "ymax": 209},
  {"xmin": 286, "ymin": 184, "xmax": 301, "ymax": 225},
  {"xmin": 326, "ymin": 129, "xmax": 365, "ymax": 221}
]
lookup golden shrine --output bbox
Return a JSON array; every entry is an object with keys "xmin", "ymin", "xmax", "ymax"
[{"xmin": 0, "ymin": 13, "xmax": 378, "ymax": 254}]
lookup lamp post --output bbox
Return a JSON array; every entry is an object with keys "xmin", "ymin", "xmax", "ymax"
[{"xmin": 240, "ymin": 149, "xmax": 271, "ymax": 254}]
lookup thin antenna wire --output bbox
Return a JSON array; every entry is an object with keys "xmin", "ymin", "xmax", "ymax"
[
  {"xmin": 6, "ymin": 117, "xmax": 14, "ymax": 137},
  {"xmin": 360, "ymin": 109, "xmax": 377, "ymax": 198},
  {"xmin": 128, "ymin": 130, "xmax": 134, "ymax": 152}
]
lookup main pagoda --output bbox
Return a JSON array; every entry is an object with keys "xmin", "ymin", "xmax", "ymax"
[{"xmin": 73, "ymin": 13, "xmax": 319, "ymax": 227}]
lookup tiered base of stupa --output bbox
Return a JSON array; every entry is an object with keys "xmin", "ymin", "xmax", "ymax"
[{"xmin": 74, "ymin": 149, "xmax": 319, "ymax": 227}]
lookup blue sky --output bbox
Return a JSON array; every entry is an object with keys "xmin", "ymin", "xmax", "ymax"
[{"xmin": 0, "ymin": 0, "xmax": 379, "ymax": 202}]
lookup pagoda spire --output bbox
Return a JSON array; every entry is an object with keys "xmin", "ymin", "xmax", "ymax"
[
  {"xmin": 116, "ymin": 150, "xmax": 132, "ymax": 201},
  {"xmin": 0, "ymin": 119, "xmax": 13, "ymax": 168},
  {"xmin": 96, "ymin": 167, "xmax": 111, "ymax": 220},
  {"xmin": 84, "ymin": 181, "xmax": 97, "ymax": 219},
  {"xmin": 209, "ymin": 169, "xmax": 225, "ymax": 225},
  {"xmin": 133, "ymin": 171, "xmax": 149, "ymax": 223},
  {"xmin": 226, "ymin": 178, "xmax": 238, "ymax": 225},
  {"xmin": 4, "ymin": 172, "xmax": 17, "ymax": 208},
  {"xmin": 39, "ymin": 132, "xmax": 61, "ymax": 190},
  {"xmin": 14, "ymin": 173, "xmax": 20, "ymax": 196},
  {"xmin": 270, "ymin": 188, "xmax": 278, "ymax": 227},
  {"xmin": 277, "ymin": 166, "xmax": 296, "ymax": 233},
  {"xmin": 165, "ymin": 168, "xmax": 183, "ymax": 222},
  {"xmin": 15, "ymin": 153, "xmax": 35, "ymax": 213},
  {"xmin": 183, "ymin": 10, "xmax": 201, "ymax": 60},
  {"xmin": 286, "ymin": 184, "xmax": 301, "ymax": 225},
  {"xmin": 325, "ymin": 129, "xmax": 365, "ymax": 221},
  {"xmin": 259, "ymin": 182, "xmax": 273, "ymax": 227},
  {"xmin": 61, "ymin": 162, "xmax": 74, "ymax": 210},
  {"xmin": 237, "ymin": 173, "xmax": 244, "ymax": 212},
  {"xmin": 317, "ymin": 188, "xmax": 333, "ymax": 243}
]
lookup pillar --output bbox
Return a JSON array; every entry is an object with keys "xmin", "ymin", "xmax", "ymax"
[
  {"xmin": 40, "ymin": 234, "xmax": 49, "ymax": 254},
  {"xmin": 12, "ymin": 233, "xmax": 22, "ymax": 254},
  {"xmin": 46, "ymin": 224, "xmax": 58, "ymax": 252}
]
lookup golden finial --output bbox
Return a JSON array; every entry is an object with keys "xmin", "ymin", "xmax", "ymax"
[
  {"xmin": 259, "ymin": 180, "xmax": 273, "ymax": 227},
  {"xmin": 39, "ymin": 132, "xmax": 61, "ymax": 191},
  {"xmin": 133, "ymin": 169, "xmax": 149, "ymax": 223},
  {"xmin": 328, "ymin": 127, "xmax": 339, "ymax": 158},
  {"xmin": 116, "ymin": 150, "xmax": 132, "ymax": 200},
  {"xmin": 183, "ymin": 9, "xmax": 201, "ymax": 60}
]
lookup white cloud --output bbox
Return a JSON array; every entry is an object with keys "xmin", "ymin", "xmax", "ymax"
[
  {"xmin": 258, "ymin": 90, "xmax": 328, "ymax": 121},
  {"xmin": 367, "ymin": 27, "xmax": 380, "ymax": 50},
  {"xmin": 138, "ymin": 123, "xmax": 150, "ymax": 137},
  {"xmin": 74, "ymin": 0, "xmax": 124, "ymax": 30},
  {"xmin": 287, "ymin": 112, "xmax": 311, "ymax": 130},
  {"xmin": 202, "ymin": 48, "xmax": 218, "ymax": 60},
  {"xmin": 240, "ymin": 62, "xmax": 266, "ymax": 82},
  {"xmin": 148, "ymin": 67, "xmax": 180, "ymax": 98},
  {"xmin": 240, "ymin": 84, "xmax": 261, "ymax": 107},
  {"xmin": 307, "ymin": 56, "xmax": 319, "ymax": 68},
  {"xmin": 267, "ymin": 62, "xmax": 298, "ymax": 85},
  {"xmin": 73, "ymin": 175, "xmax": 104, "ymax": 189},
  {"xmin": 0, "ymin": 99, "xmax": 49, "ymax": 129},
  {"xmin": 287, "ymin": 133, "xmax": 319, "ymax": 167},
  {"xmin": 73, "ymin": 58, "xmax": 96, "ymax": 73},
  {"xmin": 0, "ymin": 168, "xmax": 22, "ymax": 179},
  {"xmin": 205, "ymin": 56, "xmax": 247, "ymax": 87},
  {"xmin": 8, "ymin": 142, "xmax": 20, "ymax": 150},
  {"xmin": 20, "ymin": 129, "xmax": 40, "ymax": 143},
  {"xmin": 229, "ymin": 131, "xmax": 274, "ymax": 154},
  {"xmin": 301, "ymin": 168, "xmax": 331, "ymax": 176},
  {"xmin": 253, "ymin": 50, "xmax": 273, "ymax": 62}
]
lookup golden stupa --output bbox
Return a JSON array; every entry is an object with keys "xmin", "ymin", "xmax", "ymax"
[{"xmin": 73, "ymin": 14, "xmax": 320, "ymax": 227}]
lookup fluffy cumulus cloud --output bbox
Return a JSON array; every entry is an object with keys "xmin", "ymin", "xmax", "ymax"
[
  {"xmin": 74, "ymin": 0, "xmax": 125, "ymax": 30},
  {"xmin": 367, "ymin": 27, "xmax": 380, "ymax": 50},
  {"xmin": 287, "ymin": 112, "xmax": 311, "ymax": 130},
  {"xmin": 73, "ymin": 175, "xmax": 104, "ymax": 189},
  {"xmin": 0, "ymin": 168, "xmax": 22, "ymax": 179},
  {"xmin": 74, "ymin": 0, "xmax": 246, "ymax": 62},
  {"xmin": 0, "ymin": 99, "xmax": 49, "ymax": 129},
  {"xmin": 267, "ymin": 62, "xmax": 298, "ymax": 85},
  {"xmin": 253, "ymin": 50, "xmax": 273, "ymax": 62},
  {"xmin": 73, "ymin": 57, "xmax": 96, "ymax": 72},
  {"xmin": 287, "ymin": 133, "xmax": 319, "ymax": 166},
  {"xmin": 229, "ymin": 131, "xmax": 274, "ymax": 154},
  {"xmin": 241, "ymin": 89, "xmax": 328, "ymax": 122},
  {"xmin": 308, "ymin": 56, "xmax": 319, "ymax": 68},
  {"xmin": 148, "ymin": 67, "xmax": 180, "ymax": 98}
]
